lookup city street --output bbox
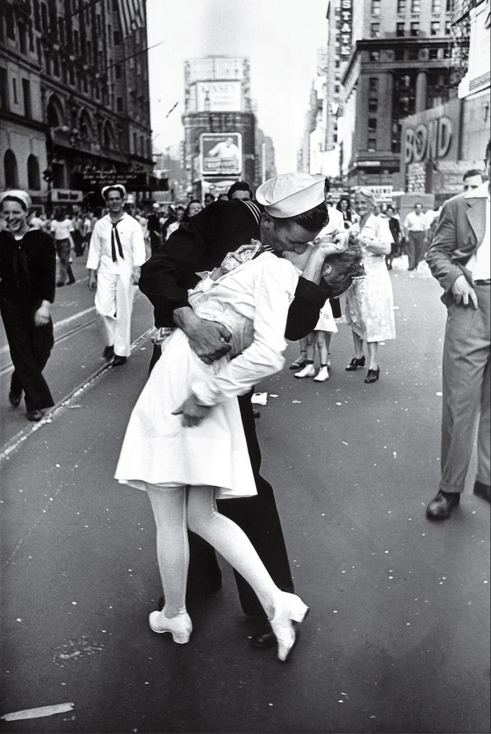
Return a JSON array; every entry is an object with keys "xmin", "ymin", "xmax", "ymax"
[{"xmin": 0, "ymin": 260, "xmax": 489, "ymax": 734}]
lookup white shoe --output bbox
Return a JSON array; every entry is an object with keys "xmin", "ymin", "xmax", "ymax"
[
  {"xmin": 148, "ymin": 609, "xmax": 192, "ymax": 644},
  {"xmin": 294, "ymin": 364, "xmax": 315, "ymax": 378},
  {"xmin": 269, "ymin": 592, "xmax": 310, "ymax": 662},
  {"xmin": 313, "ymin": 366, "xmax": 329, "ymax": 382}
]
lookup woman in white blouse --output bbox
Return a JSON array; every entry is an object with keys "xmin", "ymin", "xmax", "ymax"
[
  {"xmin": 115, "ymin": 237, "xmax": 363, "ymax": 662},
  {"xmin": 345, "ymin": 188, "xmax": 396, "ymax": 384}
]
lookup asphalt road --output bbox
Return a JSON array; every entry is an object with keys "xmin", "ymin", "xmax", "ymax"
[{"xmin": 0, "ymin": 257, "xmax": 489, "ymax": 734}]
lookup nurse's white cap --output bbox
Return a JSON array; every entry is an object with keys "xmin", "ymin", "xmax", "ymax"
[{"xmin": 256, "ymin": 173, "xmax": 326, "ymax": 218}]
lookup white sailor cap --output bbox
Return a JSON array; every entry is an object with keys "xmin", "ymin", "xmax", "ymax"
[
  {"xmin": 256, "ymin": 173, "xmax": 326, "ymax": 218},
  {"xmin": 0, "ymin": 189, "xmax": 32, "ymax": 210},
  {"xmin": 101, "ymin": 184, "xmax": 127, "ymax": 200}
]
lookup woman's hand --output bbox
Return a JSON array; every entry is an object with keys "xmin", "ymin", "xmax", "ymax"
[{"xmin": 172, "ymin": 394, "xmax": 211, "ymax": 427}]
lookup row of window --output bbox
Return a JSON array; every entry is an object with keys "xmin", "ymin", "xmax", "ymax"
[
  {"xmin": 4, "ymin": 150, "xmax": 41, "ymax": 191},
  {"xmin": 392, "ymin": 0, "xmax": 453, "ymax": 13},
  {"xmin": 366, "ymin": 46, "xmax": 452, "ymax": 61},
  {"xmin": 370, "ymin": 19, "xmax": 452, "ymax": 37}
]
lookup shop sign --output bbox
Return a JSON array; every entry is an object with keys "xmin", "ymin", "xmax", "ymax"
[
  {"xmin": 50, "ymin": 189, "xmax": 83, "ymax": 203},
  {"xmin": 200, "ymin": 133, "xmax": 242, "ymax": 175},
  {"xmin": 340, "ymin": 0, "xmax": 353, "ymax": 57},
  {"xmin": 403, "ymin": 118, "xmax": 452, "ymax": 164},
  {"xmin": 196, "ymin": 81, "xmax": 242, "ymax": 112},
  {"xmin": 364, "ymin": 185, "xmax": 393, "ymax": 201},
  {"xmin": 81, "ymin": 171, "xmax": 149, "ymax": 189}
]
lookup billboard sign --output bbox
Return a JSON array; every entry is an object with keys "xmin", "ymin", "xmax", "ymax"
[
  {"xmin": 340, "ymin": 0, "xmax": 353, "ymax": 57},
  {"xmin": 200, "ymin": 133, "xmax": 242, "ymax": 175},
  {"xmin": 196, "ymin": 81, "xmax": 242, "ymax": 112}
]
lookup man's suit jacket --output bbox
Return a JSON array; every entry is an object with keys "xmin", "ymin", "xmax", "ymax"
[{"xmin": 426, "ymin": 191, "xmax": 487, "ymax": 305}]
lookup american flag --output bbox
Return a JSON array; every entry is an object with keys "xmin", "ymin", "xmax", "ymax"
[{"xmin": 117, "ymin": 0, "xmax": 145, "ymax": 38}]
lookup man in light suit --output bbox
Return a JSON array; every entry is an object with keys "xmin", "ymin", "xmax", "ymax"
[{"xmin": 425, "ymin": 140, "xmax": 490, "ymax": 520}]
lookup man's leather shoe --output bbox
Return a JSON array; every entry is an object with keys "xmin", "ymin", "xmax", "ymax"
[
  {"xmin": 112, "ymin": 355, "xmax": 127, "ymax": 367},
  {"xmin": 253, "ymin": 409, "xmax": 261, "ymax": 418},
  {"xmin": 26, "ymin": 409, "xmax": 44, "ymax": 422},
  {"xmin": 103, "ymin": 345, "xmax": 114, "ymax": 360},
  {"xmin": 9, "ymin": 390, "xmax": 22, "ymax": 408},
  {"xmin": 473, "ymin": 480, "xmax": 490, "ymax": 504},
  {"xmin": 250, "ymin": 621, "xmax": 277, "ymax": 649},
  {"xmin": 426, "ymin": 490, "xmax": 460, "ymax": 520}
]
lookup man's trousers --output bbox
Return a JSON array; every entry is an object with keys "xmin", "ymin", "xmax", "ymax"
[
  {"xmin": 440, "ymin": 286, "xmax": 490, "ymax": 493},
  {"xmin": 407, "ymin": 231, "xmax": 426, "ymax": 270},
  {"xmin": 1, "ymin": 297, "xmax": 54, "ymax": 412},
  {"xmin": 95, "ymin": 271, "xmax": 136, "ymax": 358}
]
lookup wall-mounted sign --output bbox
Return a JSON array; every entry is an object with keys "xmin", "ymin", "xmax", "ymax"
[
  {"xmin": 196, "ymin": 81, "xmax": 242, "ymax": 112},
  {"xmin": 340, "ymin": 0, "xmax": 353, "ymax": 57},
  {"xmin": 50, "ymin": 189, "xmax": 83, "ymax": 203},
  {"xmin": 403, "ymin": 118, "xmax": 453, "ymax": 164},
  {"xmin": 200, "ymin": 133, "xmax": 242, "ymax": 175}
]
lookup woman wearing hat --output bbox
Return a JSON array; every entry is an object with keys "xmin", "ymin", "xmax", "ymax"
[
  {"xmin": 0, "ymin": 190, "xmax": 56, "ymax": 421},
  {"xmin": 345, "ymin": 187, "xmax": 396, "ymax": 383}
]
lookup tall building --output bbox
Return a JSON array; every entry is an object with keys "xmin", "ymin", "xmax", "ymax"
[
  {"xmin": 182, "ymin": 55, "xmax": 259, "ymax": 200},
  {"xmin": 0, "ymin": 0, "xmax": 153, "ymax": 210},
  {"xmin": 341, "ymin": 0, "xmax": 456, "ymax": 191}
]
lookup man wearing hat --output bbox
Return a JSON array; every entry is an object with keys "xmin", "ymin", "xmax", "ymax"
[
  {"xmin": 86, "ymin": 185, "xmax": 146, "ymax": 366},
  {"xmin": 0, "ymin": 189, "xmax": 56, "ymax": 421},
  {"xmin": 139, "ymin": 172, "xmax": 346, "ymax": 649}
]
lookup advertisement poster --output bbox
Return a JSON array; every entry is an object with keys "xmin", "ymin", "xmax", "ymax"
[{"xmin": 200, "ymin": 133, "xmax": 242, "ymax": 175}]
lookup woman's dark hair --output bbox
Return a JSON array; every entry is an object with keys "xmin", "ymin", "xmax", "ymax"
[
  {"xmin": 1, "ymin": 195, "xmax": 28, "ymax": 211},
  {"xmin": 182, "ymin": 199, "xmax": 201, "ymax": 223},
  {"xmin": 322, "ymin": 242, "xmax": 365, "ymax": 298},
  {"xmin": 274, "ymin": 201, "xmax": 328, "ymax": 233},
  {"xmin": 336, "ymin": 197, "xmax": 351, "ymax": 212}
]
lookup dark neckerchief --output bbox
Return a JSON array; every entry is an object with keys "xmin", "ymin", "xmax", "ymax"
[{"xmin": 110, "ymin": 216, "xmax": 125, "ymax": 262}]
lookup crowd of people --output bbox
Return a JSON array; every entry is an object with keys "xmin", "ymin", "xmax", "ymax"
[{"xmin": 0, "ymin": 147, "xmax": 489, "ymax": 663}]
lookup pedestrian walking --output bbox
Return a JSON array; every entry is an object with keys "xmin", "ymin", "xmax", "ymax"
[
  {"xmin": 50, "ymin": 208, "xmax": 76, "ymax": 285},
  {"xmin": 425, "ymin": 140, "xmax": 490, "ymax": 520},
  {"xmin": 86, "ymin": 185, "xmax": 146, "ymax": 366},
  {"xmin": 403, "ymin": 202, "xmax": 429, "ymax": 271},
  {"xmin": 336, "ymin": 196, "xmax": 353, "ymax": 229},
  {"xmin": 147, "ymin": 204, "xmax": 163, "ymax": 255},
  {"xmin": 228, "ymin": 181, "xmax": 253, "ymax": 201},
  {"xmin": 345, "ymin": 187, "xmax": 396, "ymax": 384},
  {"xmin": 385, "ymin": 204, "xmax": 402, "ymax": 270},
  {"xmin": 139, "ymin": 172, "xmax": 340, "ymax": 649},
  {"xmin": 0, "ymin": 190, "xmax": 56, "ymax": 421}
]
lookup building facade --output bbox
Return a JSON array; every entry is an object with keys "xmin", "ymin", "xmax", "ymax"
[
  {"xmin": 182, "ymin": 55, "xmax": 266, "ymax": 200},
  {"xmin": 0, "ymin": 0, "xmax": 153, "ymax": 210},
  {"xmin": 341, "ymin": 0, "xmax": 456, "ymax": 191}
]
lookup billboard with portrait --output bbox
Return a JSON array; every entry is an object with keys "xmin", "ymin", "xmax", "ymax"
[{"xmin": 200, "ymin": 133, "xmax": 242, "ymax": 175}]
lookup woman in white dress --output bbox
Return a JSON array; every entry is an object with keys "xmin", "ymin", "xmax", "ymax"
[
  {"xmin": 115, "ymin": 239, "xmax": 363, "ymax": 661},
  {"xmin": 345, "ymin": 188, "xmax": 396, "ymax": 384}
]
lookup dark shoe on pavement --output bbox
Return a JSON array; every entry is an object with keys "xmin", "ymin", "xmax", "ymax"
[
  {"xmin": 9, "ymin": 390, "xmax": 22, "ymax": 408},
  {"xmin": 103, "ymin": 345, "xmax": 114, "ymax": 360},
  {"xmin": 473, "ymin": 480, "xmax": 490, "ymax": 503},
  {"xmin": 112, "ymin": 355, "xmax": 127, "ymax": 367},
  {"xmin": 426, "ymin": 490, "xmax": 460, "ymax": 520},
  {"xmin": 253, "ymin": 409, "xmax": 261, "ymax": 419},
  {"xmin": 289, "ymin": 359, "xmax": 307, "ymax": 370},
  {"xmin": 364, "ymin": 367, "xmax": 380, "ymax": 384},
  {"xmin": 346, "ymin": 355, "xmax": 365, "ymax": 371},
  {"xmin": 26, "ymin": 409, "xmax": 44, "ymax": 422},
  {"xmin": 250, "ymin": 621, "xmax": 277, "ymax": 649}
]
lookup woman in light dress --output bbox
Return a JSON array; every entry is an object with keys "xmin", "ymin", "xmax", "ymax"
[{"xmin": 345, "ymin": 187, "xmax": 396, "ymax": 384}]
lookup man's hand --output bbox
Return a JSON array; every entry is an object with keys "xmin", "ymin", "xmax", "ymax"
[
  {"xmin": 88, "ymin": 270, "xmax": 97, "ymax": 290},
  {"xmin": 172, "ymin": 394, "xmax": 210, "ymax": 427},
  {"xmin": 131, "ymin": 266, "xmax": 141, "ymax": 285},
  {"xmin": 34, "ymin": 301, "xmax": 50, "ymax": 326},
  {"xmin": 173, "ymin": 307, "xmax": 231, "ymax": 364},
  {"xmin": 451, "ymin": 274, "xmax": 478, "ymax": 309}
]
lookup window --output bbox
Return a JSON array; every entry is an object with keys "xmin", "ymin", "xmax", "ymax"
[
  {"xmin": 444, "ymin": 20, "xmax": 451, "ymax": 34},
  {"xmin": 396, "ymin": 22, "xmax": 405, "ymax": 36},
  {"xmin": 368, "ymin": 98, "xmax": 378, "ymax": 113},
  {"xmin": 114, "ymin": 30, "xmax": 121, "ymax": 45},
  {"xmin": 446, "ymin": 0, "xmax": 453, "ymax": 10},
  {"xmin": 22, "ymin": 79, "xmax": 31, "ymax": 118},
  {"xmin": 431, "ymin": 20, "xmax": 440, "ymax": 35},
  {"xmin": 395, "ymin": 48, "xmax": 405, "ymax": 60},
  {"xmin": 34, "ymin": 0, "xmax": 41, "ymax": 30},
  {"xmin": 117, "ymin": 96, "xmax": 123, "ymax": 111},
  {"xmin": 27, "ymin": 155, "xmax": 41, "ymax": 190},
  {"xmin": 429, "ymin": 48, "xmax": 439, "ymax": 59},
  {"xmin": 5, "ymin": 5, "xmax": 15, "ymax": 38},
  {"xmin": 431, "ymin": 0, "xmax": 441, "ymax": 11},
  {"xmin": 369, "ymin": 50, "xmax": 380, "ymax": 61},
  {"xmin": 410, "ymin": 21, "xmax": 419, "ymax": 36},
  {"xmin": 4, "ymin": 150, "xmax": 19, "ymax": 188},
  {"xmin": 397, "ymin": 0, "xmax": 406, "ymax": 12},
  {"xmin": 369, "ymin": 77, "xmax": 379, "ymax": 91},
  {"xmin": 41, "ymin": 2, "xmax": 47, "ymax": 30},
  {"xmin": 370, "ymin": 22, "xmax": 380, "ymax": 38},
  {"xmin": 133, "ymin": 132, "xmax": 137, "ymax": 154},
  {"xmin": 411, "ymin": 0, "xmax": 420, "ymax": 11},
  {"xmin": 408, "ymin": 47, "xmax": 419, "ymax": 59},
  {"xmin": 371, "ymin": 0, "xmax": 381, "ymax": 15},
  {"xmin": 0, "ymin": 68, "xmax": 8, "ymax": 108},
  {"xmin": 115, "ymin": 64, "xmax": 122, "ymax": 79},
  {"xmin": 443, "ymin": 46, "xmax": 452, "ymax": 58},
  {"xmin": 12, "ymin": 78, "xmax": 18, "ymax": 105}
]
